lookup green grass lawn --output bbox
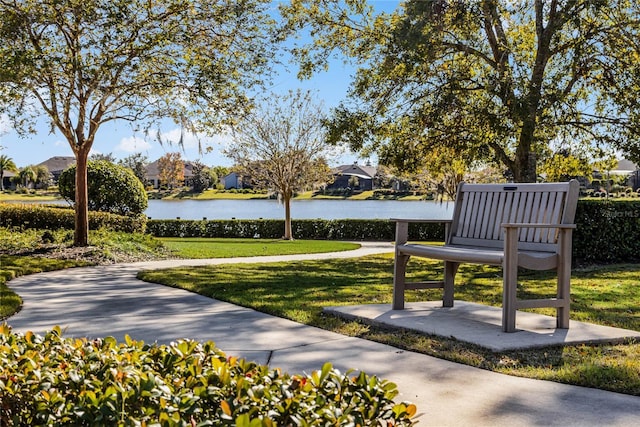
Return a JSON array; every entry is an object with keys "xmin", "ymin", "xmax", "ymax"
[
  {"xmin": 139, "ymin": 255, "xmax": 640, "ymax": 396},
  {"xmin": 190, "ymin": 190, "xmax": 270, "ymax": 200},
  {"xmin": 0, "ymin": 191, "xmax": 61, "ymax": 201},
  {"xmin": 0, "ymin": 231, "xmax": 359, "ymax": 318},
  {"xmin": 159, "ymin": 238, "xmax": 359, "ymax": 258}
]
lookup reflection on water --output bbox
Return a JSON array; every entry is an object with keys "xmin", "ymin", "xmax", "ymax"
[
  {"xmin": 11, "ymin": 198, "xmax": 454, "ymax": 220},
  {"xmin": 146, "ymin": 199, "xmax": 453, "ymax": 220}
]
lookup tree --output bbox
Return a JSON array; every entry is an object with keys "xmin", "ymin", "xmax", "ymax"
[
  {"xmin": 17, "ymin": 165, "xmax": 36, "ymax": 188},
  {"xmin": 417, "ymin": 146, "xmax": 472, "ymax": 201},
  {"xmin": 33, "ymin": 165, "xmax": 51, "ymax": 189},
  {"xmin": 59, "ymin": 160, "xmax": 147, "ymax": 215},
  {"xmin": 210, "ymin": 166, "xmax": 230, "ymax": 189},
  {"xmin": 539, "ymin": 149, "xmax": 592, "ymax": 183},
  {"xmin": 90, "ymin": 153, "xmax": 116, "ymax": 163},
  {"xmin": 280, "ymin": 0, "xmax": 640, "ymax": 182},
  {"xmin": 225, "ymin": 90, "xmax": 333, "ymax": 240},
  {"xmin": 158, "ymin": 153, "xmax": 184, "ymax": 190},
  {"xmin": 119, "ymin": 153, "xmax": 149, "ymax": 186},
  {"xmin": 347, "ymin": 175, "xmax": 360, "ymax": 190},
  {"xmin": 190, "ymin": 161, "xmax": 212, "ymax": 193},
  {"xmin": 0, "ymin": 154, "xmax": 18, "ymax": 191},
  {"xmin": 0, "ymin": 0, "xmax": 275, "ymax": 245}
]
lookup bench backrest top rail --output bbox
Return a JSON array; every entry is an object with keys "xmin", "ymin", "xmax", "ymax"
[{"xmin": 448, "ymin": 180, "xmax": 579, "ymax": 252}]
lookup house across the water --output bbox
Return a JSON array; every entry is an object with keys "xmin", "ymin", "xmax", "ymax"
[{"xmin": 327, "ymin": 163, "xmax": 378, "ymax": 191}]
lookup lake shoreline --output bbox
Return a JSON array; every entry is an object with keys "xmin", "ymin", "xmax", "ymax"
[{"xmin": 1, "ymin": 189, "xmax": 436, "ymax": 202}]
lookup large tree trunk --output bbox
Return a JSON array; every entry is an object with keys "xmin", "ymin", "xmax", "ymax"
[
  {"xmin": 513, "ymin": 141, "xmax": 538, "ymax": 183},
  {"xmin": 283, "ymin": 195, "xmax": 293, "ymax": 240},
  {"xmin": 74, "ymin": 148, "xmax": 91, "ymax": 246},
  {"xmin": 514, "ymin": 92, "xmax": 542, "ymax": 183}
]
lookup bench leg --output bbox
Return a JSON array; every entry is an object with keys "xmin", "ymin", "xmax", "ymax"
[
  {"xmin": 393, "ymin": 252, "xmax": 411, "ymax": 310},
  {"xmin": 503, "ymin": 229, "xmax": 518, "ymax": 332},
  {"xmin": 443, "ymin": 261, "xmax": 459, "ymax": 307},
  {"xmin": 502, "ymin": 265, "xmax": 517, "ymax": 332},
  {"xmin": 556, "ymin": 229, "xmax": 572, "ymax": 329}
]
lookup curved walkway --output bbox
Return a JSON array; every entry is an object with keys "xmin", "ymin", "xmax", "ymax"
[{"xmin": 5, "ymin": 242, "xmax": 640, "ymax": 426}]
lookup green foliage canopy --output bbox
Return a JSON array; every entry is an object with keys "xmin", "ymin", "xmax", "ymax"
[
  {"xmin": 281, "ymin": 0, "xmax": 640, "ymax": 182},
  {"xmin": 0, "ymin": 0, "xmax": 275, "ymax": 245},
  {"xmin": 59, "ymin": 160, "xmax": 148, "ymax": 215}
]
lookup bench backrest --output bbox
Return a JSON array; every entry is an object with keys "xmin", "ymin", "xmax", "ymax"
[{"xmin": 448, "ymin": 180, "xmax": 580, "ymax": 252}]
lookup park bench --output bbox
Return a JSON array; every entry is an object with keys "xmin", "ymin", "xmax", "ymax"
[{"xmin": 392, "ymin": 180, "xmax": 580, "ymax": 332}]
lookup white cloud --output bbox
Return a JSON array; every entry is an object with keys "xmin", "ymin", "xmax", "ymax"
[
  {"xmin": 0, "ymin": 114, "xmax": 11, "ymax": 136},
  {"xmin": 116, "ymin": 135, "xmax": 152, "ymax": 153},
  {"xmin": 205, "ymin": 130, "xmax": 234, "ymax": 150},
  {"xmin": 157, "ymin": 128, "xmax": 207, "ymax": 150}
]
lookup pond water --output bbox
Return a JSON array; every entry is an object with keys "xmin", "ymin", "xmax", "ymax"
[
  {"xmin": 145, "ymin": 198, "xmax": 454, "ymax": 220},
  {"xmin": 14, "ymin": 198, "xmax": 454, "ymax": 220}
]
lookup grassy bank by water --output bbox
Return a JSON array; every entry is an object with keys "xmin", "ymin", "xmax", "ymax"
[
  {"xmin": 1, "ymin": 188, "xmax": 428, "ymax": 201},
  {"xmin": 0, "ymin": 191, "xmax": 61, "ymax": 202}
]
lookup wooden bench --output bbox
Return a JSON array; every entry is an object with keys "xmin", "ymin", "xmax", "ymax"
[{"xmin": 392, "ymin": 180, "xmax": 580, "ymax": 332}]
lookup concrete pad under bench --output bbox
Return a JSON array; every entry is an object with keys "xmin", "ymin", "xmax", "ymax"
[{"xmin": 323, "ymin": 301, "xmax": 640, "ymax": 352}]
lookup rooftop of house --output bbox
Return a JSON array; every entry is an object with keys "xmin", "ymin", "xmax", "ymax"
[
  {"xmin": 332, "ymin": 163, "xmax": 377, "ymax": 179},
  {"xmin": 36, "ymin": 156, "xmax": 76, "ymax": 173}
]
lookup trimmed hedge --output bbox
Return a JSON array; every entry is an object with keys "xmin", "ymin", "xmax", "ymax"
[
  {"xmin": 0, "ymin": 203, "xmax": 146, "ymax": 234},
  {"xmin": 573, "ymin": 199, "xmax": 640, "ymax": 264},
  {"xmin": 0, "ymin": 325, "xmax": 416, "ymax": 426},
  {"xmin": 147, "ymin": 218, "xmax": 447, "ymax": 241}
]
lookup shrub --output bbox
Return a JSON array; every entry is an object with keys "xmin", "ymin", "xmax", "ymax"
[
  {"xmin": 147, "ymin": 219, "xmax": 447, "ymax": 241},
  {"xmin": 573, "ymin": 199, "xmax": 640, "ymax": 264},
  {"xmin": 0, "ymin": 325, "xmax": 416, "ymax": 426},
  {"xmin": 59, "ymin": 160, "xmax": 148, "ymax": 215},
  {"xmin": 0, "ymin": 203, "xmax": 146, "ymax": 234}
]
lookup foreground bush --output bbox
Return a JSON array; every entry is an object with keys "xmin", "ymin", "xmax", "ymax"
[{"xmin": 0, "ymin": 325, "xmax": 416, "ymax": 426}]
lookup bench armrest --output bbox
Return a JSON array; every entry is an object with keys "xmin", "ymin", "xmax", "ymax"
[
  {"xmin": 502, "ymin": 223, "xmax": 574, "ymax": 266},
  {"xmin": 393, "ymin": 219, "xmax": 453, "ymax": 245},
  {"xmin": 502, "ymin": 223, "xmax": 576, "ymax": 229},
  {"xmin": 391, "ymin": 218, "xmax": 453, "ymax": 224}
]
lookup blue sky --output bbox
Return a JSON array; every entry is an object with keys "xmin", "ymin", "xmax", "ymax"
[{"xmin": 0, "ymin": 1, "xmax": 402, "ymax": 169}]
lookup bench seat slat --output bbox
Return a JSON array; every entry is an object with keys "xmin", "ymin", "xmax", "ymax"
[
  {"xmin": 398, "ymin": 243, "xmax": 558, "ymax": 270},
  {"xmin": 448, "ymin": 236, "xmax": 558, "ymax": 253}
]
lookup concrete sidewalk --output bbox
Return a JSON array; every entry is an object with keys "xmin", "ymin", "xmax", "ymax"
[{"xmin": 5, "ymin": 242, "xmax": 640, "ymax": 426}]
